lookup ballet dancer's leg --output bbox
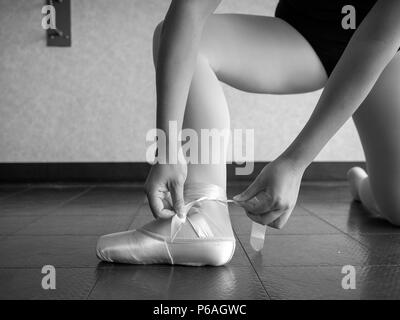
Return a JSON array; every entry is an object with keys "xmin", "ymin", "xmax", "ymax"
[
  {"xmin": 350, "ymin": 53, "xmax": 400, "ymax": 226},
  {"xmin": 96, "ymin": 14, "xmax": 328, "ymax": 266},
  {"xmin": 179, "ymin": 14, "xmax": 327, "ymax": 187}
]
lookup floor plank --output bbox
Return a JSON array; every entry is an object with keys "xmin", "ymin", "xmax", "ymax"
[
  {"xmin": 0, "ymin": 182, "xmax": 398, "ymax": 300},
  {"xmin": 0, "ymin": 267, "xmax": 97, "ymax": 300},
  {"xmin": 89, "ymin": 265, "xmax": 269, "ymax": 300},
  {"xmin": 0, "ymin": 235, "xmax": 100, "ymax": 268},
  {"xmin": 258, "ymin": 265, "xmax": 400, "ymax": 300},
  {"xmin": 0, "ymin": 186, "xmax": 90, "ymax": 217},
  {"xmin": 238, "ymin": 234, "xmax": 374, "ymax": 268},
  {"xmin": 0, "ymin": 185, "xmax": 30, "ymax": 201}
]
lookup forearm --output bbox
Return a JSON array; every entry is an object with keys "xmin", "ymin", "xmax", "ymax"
[
  {"xmin": 281, "ymin": 0, "xmax": 400, "ymax": 169},
  {"xmin": 282, "ymin": 41, "xmax": 396, "ymax": 168}
]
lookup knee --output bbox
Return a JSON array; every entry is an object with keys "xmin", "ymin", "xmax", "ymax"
[
  {"xmin": 151, "ymin": 19, "xmax": 214, "ymax": 71},
  {"xmin": 152, "ymin": 20, "xmax": 164, "ymax": 65}
]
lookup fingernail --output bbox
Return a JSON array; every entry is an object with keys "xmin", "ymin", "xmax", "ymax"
[{"xmin": 233, "ymin": 194, "xmax": 242, "ymax": 201}]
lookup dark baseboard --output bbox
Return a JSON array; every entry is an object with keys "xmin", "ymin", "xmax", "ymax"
[
  {"xmin": 0, "ymin": 162, "xmax": 366, "ymax": 183},
  {"xmin": 229, "ymin": 161, "xmax": 366, "ymax": 182}
]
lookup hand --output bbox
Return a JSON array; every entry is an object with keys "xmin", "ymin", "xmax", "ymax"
[
  {"xmin": 144, "ymin": 162, "xmax": 187, "ymax": 219},
  {"xmin": 233, "ymin": 157, "xmax": 305, "ymax": 229}
]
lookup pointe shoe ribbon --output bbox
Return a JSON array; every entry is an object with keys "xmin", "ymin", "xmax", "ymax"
[
  {"xmin": 170, "ymin": 185, "xmax": 267, "ymax": 250},
  {"xmin": 170, "ymin": 196, "xmax": 232, "ymax": 242},
  {"xmin": 170, "ymin": 196, "xmax": 208, "ymax": 241}
]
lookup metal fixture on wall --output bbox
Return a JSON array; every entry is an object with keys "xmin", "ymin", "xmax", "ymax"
[{"xmin": 46, "ymin": 0, "xmax": 71, "ymax": 47}]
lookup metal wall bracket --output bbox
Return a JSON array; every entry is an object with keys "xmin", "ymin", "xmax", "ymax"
[{"xmin": 46, "ymin": 0, "xmax": 71, "ymax": 47}]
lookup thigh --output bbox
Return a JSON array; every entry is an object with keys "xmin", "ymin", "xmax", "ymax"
[
  {"xmin": 200, "ymin": 14, "xmax": 327, "ymax": 94},
  {"xmin": 353, "ymin": 53, "xmax": 400, "ymax": 217}
]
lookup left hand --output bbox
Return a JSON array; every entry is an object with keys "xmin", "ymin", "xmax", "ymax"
[{"xmin": 233, "ymin": 157, "xmax": 305, "ymax": 229}]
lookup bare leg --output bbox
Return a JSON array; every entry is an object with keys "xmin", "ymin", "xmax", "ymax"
[
  {"xmin": 351, "ymin": 53, "xmax": 400, "ymax": 226},
  {"xmin": 96, "ymin": 14, "xmax": 328, "ymax": 266}
]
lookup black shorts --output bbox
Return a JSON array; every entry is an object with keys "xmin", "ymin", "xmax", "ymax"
[{"xmin": 275, "ymin": 0, "xmax": 378, "ymax": 76}]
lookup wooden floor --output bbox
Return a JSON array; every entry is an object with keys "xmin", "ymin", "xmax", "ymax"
[{"xmin": 0, "ymin": 182, "xmax": 400, "ymax": 300}]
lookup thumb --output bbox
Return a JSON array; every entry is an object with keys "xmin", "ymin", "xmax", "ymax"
[
  {"xmin": 170, "ymin": 182, "xmax": 186, "ymax": 218},
  {"xmin": 233, "ymin": 179, "xmax": 261, "ymax": 202}
]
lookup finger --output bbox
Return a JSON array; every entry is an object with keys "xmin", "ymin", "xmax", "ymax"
[
  {"xmin": 147, "ymin": 192, "xmax": 162, "ymax": 218},
  {"xmin": 164, "ymin": 192, "xmax": 173, "ymax": 208},
  {"xmin": 158, "ymin": 193, "xmax": 175, "ymax": 219},
  {"xmin": 147, "ymin": 192, "xmax": 174, "ymax": 219},
  {"xmin": 239, "ymin": 191, "xmax": 274, "ymax": 215},
  {"xmin": 161, "ymin": 197, "xmax": 173, "ymax": 211},
  {"xmin": 268, "ymin": 208, "xmax": 292, "ymax": 229},
  {"xmin": 159, "ymin": 196, "xmax": 175, "ymax": 219},
  {"xmin": 159, "ymin": 208, "xmax": 176, "ymax": 219},
  {"xmin": 170, "ymin": 182, "xmax": 186, "ymax": 218},
  {"xmin": 246, "ymin": 209, "xmax": 284, "ymax": 226},
  {"xmin": 245, "ymin": 211, "xmax": 265, "ymax": 225},
  {"xmin": 233, "ymin": 179, "xmax": 262, "ymax": 202}
]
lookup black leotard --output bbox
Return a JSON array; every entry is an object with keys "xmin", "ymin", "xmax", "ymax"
[{"xmin": 275, "ymin": 0, "xmax": 379, "ymax": 75}]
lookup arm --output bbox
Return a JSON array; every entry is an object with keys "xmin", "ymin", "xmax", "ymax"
[
  {"xmin": 145, "ymin": 0, "xmax": 221, "ymax": 219},
  {"xmin": 282, "ymin": 0, "xmax": 400, "ymax": 168},
  {"xmin": 156, "ymin": 0, "xmax": 221, "ymax": 157},
  {"xmin": 235, "ymin": 0, "xmax": 400, "ymax": 228}
]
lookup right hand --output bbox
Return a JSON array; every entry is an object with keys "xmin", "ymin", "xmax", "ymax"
[
  {"xmin": 144, "ymin": 162, "xmax": 187, "ymax": 219},
  {"xmin": 233, "ymin": 157, "xmax": 304, "ymax": 229}
]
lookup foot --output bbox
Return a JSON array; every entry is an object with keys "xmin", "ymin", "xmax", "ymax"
[
  {"xmin": 347, "ymin": 167, "xmax": 368, "ymax": 202},
  {"xmin": 96, "ymin": 183, "xmax": 236, "ymax": 266}
]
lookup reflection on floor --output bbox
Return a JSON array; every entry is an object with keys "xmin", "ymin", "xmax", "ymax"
[{"xmin": 0, "ymin": 182, "xmax": 399, "ymax": 300}]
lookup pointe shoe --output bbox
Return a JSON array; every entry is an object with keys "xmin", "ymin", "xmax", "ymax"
[
  {"xmin": 347, "ymin": 167, "xmax": 368, "ymax": 201},
  {"xmin": 96, "ymin": 183, "xmax": 236, "ymax": 266}
]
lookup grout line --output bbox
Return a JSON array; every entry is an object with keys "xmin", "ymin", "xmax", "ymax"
[
  {"xmin": 232, "ymin": 228, "xmax": 271, "ymax": 300},
  {"xmin": 234, "ymin": 235, "xmax": 393, "ymax": 269},
  {"xmin": 0, "ymin": 189, "xmax": 146, "ymax": 299},
  {"xmin": 0, "ymin": 212, "xmax": 142, "ymax": 217},
  {"xmin": 0, "ymin": 265, "xmax": 99, "ymax": 269},
  {"xmin": 234, "ymin": 231, "xmax": 399, "ymax": 236},
  {"xmin": 2, "ymin": 186, "xmax": 95, "ymax": 239},
  {"xmin": 1, "ymin": 196, "xmax": 147, "ymax": 238},
  {"xmin": 124, "ymin": 196, "xmax": 147, "ymax": 230},
  {"xmin": 299, "ymin": 203, "xmax": 381, "ymax": 252},
  {"xmin": 3, "ymin": 234, "xmax": 113, "ymax": 237},
  {"xmin": 0, "ymin": 185, "xmax": 32, "ymax": 201},
  {"xmin": 242, "ymin": 264, "xmax": 400, "ymax": 268},
  {"xmin": 85, "ymin": 270, "xmax": 101, "ymax": 300},
  {"xmin": 3, "ymin": 262, "xmax": 400, "ymax": 270},
  {"xmin": 11, "ymin": 232, "xmax": 387, "ymax": 237},
  {"xmin": 0, "ymin": 266, "xmax": 96, "ymax": 270}
]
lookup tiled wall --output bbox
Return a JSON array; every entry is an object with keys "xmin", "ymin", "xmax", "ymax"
[{"xmin": 0, "ymin": 0, "xmax": 364, "ymax": 162}]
